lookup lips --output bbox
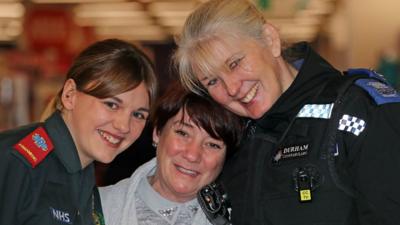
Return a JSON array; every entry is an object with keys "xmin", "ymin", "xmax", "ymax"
[
  {"xmin": 240, "ymin": 83, "xmax": 259, "ymax": 104},
  {"xmin": 175, "ymin": 164, "xmax": 199, "ymax": 177},
  {"xmin": 98, "ymin": 130, "xmax": 122, "ymax": 145}
]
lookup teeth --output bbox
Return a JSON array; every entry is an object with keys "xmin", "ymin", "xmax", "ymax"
[
  {"xmin": 98, "ymin": 130, "xmax": 121, "ymax": 145},
  {"xmin": 241, "ymin": 83, "xmax": 259, "ymax": 103},
  {"xmin": 177, "ymin": 166, "xmax": 198, "ymax": 176}
]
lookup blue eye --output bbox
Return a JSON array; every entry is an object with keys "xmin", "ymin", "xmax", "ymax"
[
  {"xmin": 207, "ymin": 78, "xmax": 218, "ymax": 87},
  {"xmin": 132, "ymin": 111, "xmax": 148, "ymax": 120}
]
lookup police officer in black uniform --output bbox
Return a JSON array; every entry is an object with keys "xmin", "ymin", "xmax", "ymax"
[
  {"xmin": 0, "ymin": 39, "xmax": 157, "ymax": 225},
  {"xmin": 174, "ymin": 0, "xmax": 400, "ymax": 224}
]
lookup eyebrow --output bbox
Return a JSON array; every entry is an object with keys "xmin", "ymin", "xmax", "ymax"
[
  {"xmin": 200, "ymin": 76, "xmax": 209, "ymax": 82},
  {"xmin": 225, "ymin": 52, "xmax": 243, "ymax": 65},
  {"xmin": 110, "ymin": 96, "xmax": 123, "ymax": 104},
  {"xmin": 109, "ymin": 96, "xmax": 150, "ymax": 112},
  {"xmin": 137, "ymin": 108, "xmax": 150, "ymax": 113},
  {"xmin": 173, "ymin": 120, "xmax": 194, "ymax": 128}
]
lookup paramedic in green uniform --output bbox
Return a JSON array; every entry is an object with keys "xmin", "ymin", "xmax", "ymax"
[{"xmin": 0, "ymin": 39, "xmax": 158, "ymax": 225}]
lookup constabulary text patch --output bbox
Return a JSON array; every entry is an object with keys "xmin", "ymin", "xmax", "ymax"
[
  {"xmin": 14, "ymin": 127, "xmax": 54, "ymax": 168},
  {"xmin": 272, "ymin": 143, "xmax": 310, "ymax": 164}
]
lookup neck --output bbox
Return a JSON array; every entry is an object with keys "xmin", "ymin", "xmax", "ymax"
[
  {"xmin": 277, "ymin": 57, "xmax": 297, "ymax": 93},
  {"xmin": 149, "ymin": 175, "xmax": 194, "ymax": 203},
  {"xmin": 61, "ymin": 112, "xmax": 89, "ymax": 169}
]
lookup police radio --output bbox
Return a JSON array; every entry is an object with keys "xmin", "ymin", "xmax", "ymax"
[{"xmin": 197, "ymin": 182, "xmax": 232, "ymax": 225}]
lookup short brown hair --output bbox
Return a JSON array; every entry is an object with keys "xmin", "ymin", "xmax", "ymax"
[{"xmin": 151, "ymin": 82, "xmax": 244, "ymax": 154}]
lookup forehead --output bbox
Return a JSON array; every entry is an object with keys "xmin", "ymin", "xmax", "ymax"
[
  {"xmin": 168, "ymin": 108, "xmax": 207, "ymax": 133},
  {"xmin": 115, "ymin": 82, "xmax": 150, "ymax": 108},
  {"xmin": 169, "ymin": 108, "xmax": 194, "ymax": 127},
  {"xmin": 192, "ymin": 35, "xmax": 255, "ymax": 79}
]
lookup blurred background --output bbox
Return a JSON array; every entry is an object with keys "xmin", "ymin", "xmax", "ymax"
[{"xmin": 0, "ymin": 0, "xmax": 399, "ymax": 185}]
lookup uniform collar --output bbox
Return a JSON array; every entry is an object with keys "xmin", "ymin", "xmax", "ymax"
[
  {"xmin": 44, "ymin": 110, "xmax": 83, "ymax": 173},
  {"xmin": 256, "ymin": 42, "xmax": 341, "ymax": 129}
]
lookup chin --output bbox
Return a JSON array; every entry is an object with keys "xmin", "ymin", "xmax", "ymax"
[
  {"xmin": 97, "ymin": 155, "xmax": 116, "ymax": 164},
  {"xmin": 174, "ymin": 186, "xmax": 196, "ymax": 196},
  {"xmin": 248, "ymin": 112, "xmax": 263, "ymax": 119},
  {"xmin": 250, "ymin": 106, "xmax": 269, "ymax": 119}
]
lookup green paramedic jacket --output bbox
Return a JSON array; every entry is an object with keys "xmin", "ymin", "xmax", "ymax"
[{"xmin": 0, "ymin": 111, "xmax": 97, "ymax": 225}]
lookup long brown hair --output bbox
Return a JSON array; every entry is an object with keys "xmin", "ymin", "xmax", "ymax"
[{"xmin": 41, "ymin": 39, "xmax": 157, "ymax": 121}]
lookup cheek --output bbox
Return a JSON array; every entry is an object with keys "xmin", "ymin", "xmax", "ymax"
[
  {"xmin": 204, "ymin": 153, "xmax": 225, "ymax": 176},
  {"xmin": 157, "ymin": 139, "xmax": 180, "ymax": 160},
  {"xmin": 130, "ymin": 122, "xmax": 146, "ymax": 139},
  {"xmin": 209, "ymin": 88, "xmax": 229, "ymax": 105},
  {"xmin": 84, "ymin": 107, "xmax": 110, "ymax": 126}
]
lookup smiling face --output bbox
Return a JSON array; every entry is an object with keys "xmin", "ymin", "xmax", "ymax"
[
  {"xmin": 190, "ymin": 25, "xmax": 294, "ymax": 120},
  {"xmin": 151, "ymin": 109, "xmax": 226, "ymax": 203},
  {"xmin": 61, "ymin": 79, "xmax": 150, "ymax": 168},
  {"xmin": 198, "ymin": 39, "xmax": 282, "ymax": 119}
]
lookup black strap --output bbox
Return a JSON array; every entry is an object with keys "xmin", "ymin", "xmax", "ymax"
[{"xmin": 322, "ymin": 73, "xmax": 368, "ymax": 197}]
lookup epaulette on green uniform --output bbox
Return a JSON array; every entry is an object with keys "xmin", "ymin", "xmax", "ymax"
[{"xmin": 13, "ymin": 126, "xmax": 54, "ymax": 168}]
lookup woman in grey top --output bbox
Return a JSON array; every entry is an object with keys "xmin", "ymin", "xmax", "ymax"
[{"xmin": 99, "ymin": 83, "xmax": 244, "ymax": 225}]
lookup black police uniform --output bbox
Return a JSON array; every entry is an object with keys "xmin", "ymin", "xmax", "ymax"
[
  {"xmin": 220, "ymin": 42, "xmax": 400, "ymax": 225},
  {"xmin": 0, "ymin": 111, "xmax": 97, "ymax": 225}
]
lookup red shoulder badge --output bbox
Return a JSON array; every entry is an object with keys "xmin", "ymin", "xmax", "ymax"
[{"xmin": 14, "ymin": 127, "xmax": 54, "ymax": 168}]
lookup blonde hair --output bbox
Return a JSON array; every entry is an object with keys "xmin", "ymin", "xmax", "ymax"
[
  {"xmin": 40, "ymin": 39, "xmax": 158, "ymax": 121},
  {"xmin": 173, "ymin": 0, "xmax": 266, "ymax": 95}
]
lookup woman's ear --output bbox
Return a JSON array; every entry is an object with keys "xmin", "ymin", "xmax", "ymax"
[
  {"xmin": 262, "ymin": 23, "xmax": 282, "ymax": 58},
  {"xmin": 152, "ymin": 128, "xmax": 160, "ymax": 145},
  {"xmin": 61, "ymin": 79, "xmax": 77, "ymax": 110}
]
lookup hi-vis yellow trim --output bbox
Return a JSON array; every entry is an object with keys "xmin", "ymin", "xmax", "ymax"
[{"xmin": 300, "ymin": 189, "xmax": 312, "ymax": 202}]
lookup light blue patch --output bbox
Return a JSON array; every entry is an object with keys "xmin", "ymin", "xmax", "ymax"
[
  {"xmin": 297, "ymin": 103, "xmax": 334, "ymax": 119},
  {"xmin": 355, "ymin": 79, "xmax": 400, "ymax": 105},
  {"xmin": 32, "ymin": 133, "xmax": 48, "ymax": 151}
]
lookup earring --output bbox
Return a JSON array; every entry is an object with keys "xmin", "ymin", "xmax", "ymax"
[{"xmin": 152, "ymin": 142, "xmax": 158, "ymax": 148}]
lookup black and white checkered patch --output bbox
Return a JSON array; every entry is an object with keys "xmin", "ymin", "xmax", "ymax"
[{"xmin": 338, "ymin": 114, "xmax": 366, "ymax": 136}]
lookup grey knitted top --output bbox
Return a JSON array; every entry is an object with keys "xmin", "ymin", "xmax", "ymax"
[{"xmin": 99, "ymin": 158, "xmax": 212, "ymax": 225}]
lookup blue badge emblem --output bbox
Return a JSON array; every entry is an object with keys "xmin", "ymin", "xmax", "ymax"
[
  {"xmin": 32, "ymin": 133, "xmax": 48, "ymax": 151},
  {"xmin": 355, "ymin": 79, "xmax": 400, "ymax": 105},
  {"xmin": 368, "ymin": 81, "xmax": 397, "ymax": 97}
]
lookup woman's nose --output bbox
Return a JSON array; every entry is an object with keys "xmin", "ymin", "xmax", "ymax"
[
  {"xmin": 113, "ymin": 114, "xmax": 131, "ymax": 133},
  {"xmin": 182, "ymin": 143, "xmax": 202, "ymax": 162},
  {"xmin": 223, "ymin": 76, "xmax": 241, "ymax": 97}
]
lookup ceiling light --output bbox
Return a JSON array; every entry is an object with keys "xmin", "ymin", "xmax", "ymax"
[
  {"xmin": 75, "ymin": 17, "xmax": 154, "ymax": 27},
  {"xmin": 0, "ymin": 3, "xmax": 24, "ymax": 18},
  {"xmin": 32, "ymin": 0, "xmax": 126, "ymax": 4}
]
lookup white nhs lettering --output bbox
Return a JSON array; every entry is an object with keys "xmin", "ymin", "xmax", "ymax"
[{"xmin": 51, "ymin": 207, "xmax": 71, "ymax": 224}]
